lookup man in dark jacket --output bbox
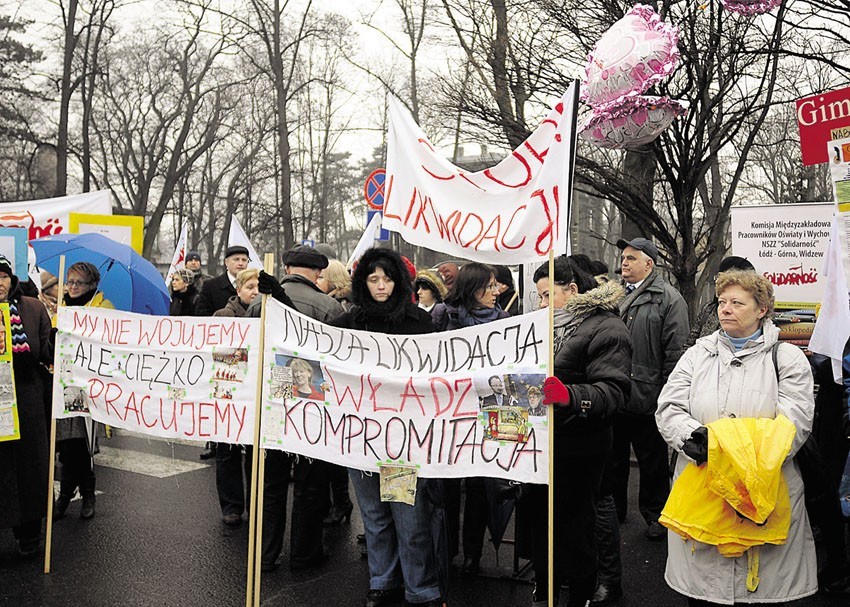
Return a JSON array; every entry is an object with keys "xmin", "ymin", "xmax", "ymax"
[
  {"xmin": 185, "ymin": 250, "xmax": 213, "ymax": 294},
  {"xmin": 613, "ymin": 238, "xmax": 689, "ymax": 537},
  {"xmin": 194, "ymin": 246, "xmax": 250, "ymax": 509},
  {"xmin": 194, "ymin": 246, "xmax": 250, "ymax": 317},
  {"xmin": 254, "ymin": 244, "xmax": 343, "ymax": 572}
]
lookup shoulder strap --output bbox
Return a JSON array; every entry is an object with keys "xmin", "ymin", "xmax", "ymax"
[{"xmin": 771, "ymin": 341, "xmax": 781, "ymax": 383}]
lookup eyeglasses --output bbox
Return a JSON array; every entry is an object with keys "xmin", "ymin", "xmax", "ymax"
[
  {"xmin": 66, "ymin": 280, "xmax": 91, "ymax": 287},
  {"xmin": 486, "ymin": 283, "xmax": 499, "ymax": 291}
]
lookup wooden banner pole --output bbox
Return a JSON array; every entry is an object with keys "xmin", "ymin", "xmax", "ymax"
[
  {"xmin": 246, "ymin": 254, "xmax": 273, "ymax": 607},
  {"xmin": 44, "ymin": 255, "xmax": 66, "ymax": 574},
  {"xmin": 547, "ymin": 249, "xmax": 555, "ymax": 607}
]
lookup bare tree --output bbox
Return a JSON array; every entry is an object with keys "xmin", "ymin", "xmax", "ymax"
[
  {"xmin": 89, "ymin": 3, "xmax": 233, "ymax": 256},
  {"xmin": 437, "ymin": 0, "xmax": 850, "ymax": 314}
]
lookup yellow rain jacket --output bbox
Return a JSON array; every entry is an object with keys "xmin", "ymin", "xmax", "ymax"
[{"xmin": 661, "ymin": 415, "xmax": 795, "ymax": 558}]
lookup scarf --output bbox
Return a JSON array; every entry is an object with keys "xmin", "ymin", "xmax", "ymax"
[
  {"xmin": 8, "ymin": 298, "xmax": 30, "ymax": 354},
  {"xmin": 453, "ymin": 305, "xmax": 505, "ymax": 327},
  {"xmin": 553, "ymin": 307, "xmax": 589, "ymax": 352},
  {"xmin": 64, "ymin": 289, "xmax": 97, "ymax": 307},
  {"xmin": 358, "ymin": 296, "xmax": 406, "ymax": 326}
]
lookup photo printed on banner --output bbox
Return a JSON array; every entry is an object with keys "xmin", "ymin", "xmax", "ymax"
[
  {"xmin": 475, "ymin": 373, "xmax": 545, "ymax": 444},
  {"xmin": 271, "ymin": 354, "xmax": 327, "ymax": 402},
  {"xmin": 63, "ymin": 385, "xmax": 89, "ymax": 413}
]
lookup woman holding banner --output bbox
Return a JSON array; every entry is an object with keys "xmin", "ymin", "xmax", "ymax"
[
  {"xmin": 54, "ymin": 262, "xmax": 114, "ymax": 522},
  {"xmin": 431, "ymin": 262, "xmax": 508, "ymax": 575},
  {"xmin": 0, "ymin": 255, "xmax": 54, "ymax": 556},
  {"xmin": 532, "ymin": 256, "xmax": 632, "ymax": 607},
  {"xmin": 330, "ymin": 247, "xmax": 446, "ymax": 607}
]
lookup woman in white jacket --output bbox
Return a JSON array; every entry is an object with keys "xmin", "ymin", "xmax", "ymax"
[{"xmin": 655, "ymin": 270, "xmax": 817, "ymax": 605}]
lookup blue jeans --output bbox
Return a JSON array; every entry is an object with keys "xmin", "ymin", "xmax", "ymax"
[{"xmin": 349, "ymin": 470, "xmax": 446, "ymax": 604}]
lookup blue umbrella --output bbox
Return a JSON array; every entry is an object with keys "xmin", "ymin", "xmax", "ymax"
[{"xmin": 31, "ymin": 233, "xmax": 170, "ymax": 315}]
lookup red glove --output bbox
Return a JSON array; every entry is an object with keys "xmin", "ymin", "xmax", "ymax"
[{"xmin": 542, "ymin": 376, "xmax": 571, "ymax": 408}]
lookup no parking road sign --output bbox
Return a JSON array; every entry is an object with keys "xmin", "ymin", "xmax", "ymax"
[{"xmin": 364, "ymin": 169, "xmax": 386, "ymax": 210}]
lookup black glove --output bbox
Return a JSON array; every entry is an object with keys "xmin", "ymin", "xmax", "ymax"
[
  {"xmin": 258, "ymin": 271, "xmax": 284, "ymax": 297},
  {"xmin": 257, "ymin": 271, "xmax": 296, "ymax": 308},
  {"xmin": 682, "ymin": 426, "xmax": 708, "ymax": 466}
]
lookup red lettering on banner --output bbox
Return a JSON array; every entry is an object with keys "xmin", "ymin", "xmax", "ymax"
[
  {"xmin": 326, "ymin": 369, "xmax": 365, "ymax": 412},
  {"xmin": 418, "ymin": 139, "xmax": 456, "ymax": 180},
  {"xmin": 763, "ymin": 266, "xmax": 818, "ymax": 286},
  {"xmin": 484, "ymin": 152, "xmax": 532, "ymax": 188},
  {"xmin": 501, "ymin": 205, "xmax": 527, "ymax": 250},
  {"xmin": 458, "ymin": 213, "xmax": 485, "ymax": 248},
  {"xmin": 532, "ymin": 186, "xmax": 561, "ymax": 255},
  {"xmin": 451, "ymin": 378, "xmax": 478, "ymax": 418},
  {"xmin": 399, "ymin": 378, "xmax": 426, "ymax": 415},
  {"xmin": 475, "ymin": 215, "xmax": 502, "ymax": 251},
  {"xmin": 382, "ymin": 175, "xmax": 401, "ymax": 220},
  {"xmin": 429, "ymin": 377, "xmax": 454, "ymax": 417},
  {"xmin": 367, "ymin": 375, "xmax": 392, "ymax": 413}
]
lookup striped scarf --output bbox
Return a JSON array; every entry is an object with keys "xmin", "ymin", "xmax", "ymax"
[{"xmin": 9, "ymin": 300, "xmax": 30, "ymax": 354}]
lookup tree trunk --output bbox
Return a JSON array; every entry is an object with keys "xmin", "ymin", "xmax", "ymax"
[{"xmin": 56, "ymin": 0, "xmax": 78, "ymax": 197}]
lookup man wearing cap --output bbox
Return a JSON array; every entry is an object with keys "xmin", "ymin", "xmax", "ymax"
[
  {"xmin": 194, "ymin": 246, "xmax": 250, "ymax": 317},
  {"xmin": 253, "ymin": 244, "xmax": 343, "ymax": 572},
  {"xmin": 612, "ymin": 237, "xmax": 688, "ymax": 540},
  {"xmin": 185, "ymin": 250, "xmax": 213, "ymax": 294},
  {"xmin": 257, "ymin": 244, "xmax": 343, "ymax": 322}
]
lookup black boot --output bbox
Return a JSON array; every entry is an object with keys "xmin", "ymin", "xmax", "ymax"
[
  {"xmin": 53, "ymin": 494, "xmax": 72, "ymax": 521},
  {"xmin": 54, "ymin": 477, "xmax": 76, "ymax": 521},
  {"xmin": 80, "ymin": 476, "xmax": 96, "ymax": 519}
]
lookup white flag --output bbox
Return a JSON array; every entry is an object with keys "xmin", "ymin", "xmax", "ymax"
[
  {"xmin": 228, "ymin": 216, "xmax": 263, "ymax": 269},
  {"xmin": 347, "ymin": 213, "xmax": 383, "ymax": 269},
  {"xmin": 809, "ymin": 212, "xmax": 850, "ymax": 383},
  {"xmin": 164, "ymin": 224, "xmax": 188, "ymax": 285}
]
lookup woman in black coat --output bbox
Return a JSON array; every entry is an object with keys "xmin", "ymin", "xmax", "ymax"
[
  {"xmin": 0, "ymin": 255, "xmax": 54, "ymax": 557},
  {"xmin": 529, "ymin": 256, "xmax": 632, "ymax": 607},
  {"xmin": 169, "ymin": 268, "xmax": 198, "ymax": 317},
  {"xmin": 330, "ymin": 247, "xmax": 446, "ymax": 607}
]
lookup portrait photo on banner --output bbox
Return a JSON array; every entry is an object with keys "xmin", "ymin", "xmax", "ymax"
[
  {"xmin": 474, "ymin": 372, "xmax": 546, "ymax": 444},
  {"xmin": 270, "ymin": 354, "xmax": 327, "ymax": 402}
]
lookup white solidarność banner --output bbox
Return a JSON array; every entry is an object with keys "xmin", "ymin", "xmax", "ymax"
[
  {"xmin": 383, "ymin": 85, "xmax": 578, "ymax": 264},
  {"xmin": 0, "ymin": 190, "xmax": 112, "ymax": 239},
  {"xmin": 54, "ymin": 307, "xmax": 261, "ymax": 444},
  {"xmin": 730, "ymin": 203, "xmax": 834, "ymax": 307},
  {"xmin": 261, "ymin": 300, "xmax": 550, "ymax": 484}
]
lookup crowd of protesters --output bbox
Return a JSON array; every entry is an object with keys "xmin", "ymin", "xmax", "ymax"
[{"xmin": 1, "ymin": 234, "xmax": 849, "ymax": 607}]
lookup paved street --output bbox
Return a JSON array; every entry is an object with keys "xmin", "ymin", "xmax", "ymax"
[{"xmin": 0, "ymin": 430, "xmax": 844, "ymax": 606}]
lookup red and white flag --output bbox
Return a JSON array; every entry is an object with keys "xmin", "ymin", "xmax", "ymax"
[{"xmin": 164, "ymin": 224, "xmax": 188, "ymax": 285}]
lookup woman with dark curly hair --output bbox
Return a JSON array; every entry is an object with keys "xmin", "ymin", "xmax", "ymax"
[{"xmin": 330, "ymin": 247, "xmax": 446, "ymax": 607}]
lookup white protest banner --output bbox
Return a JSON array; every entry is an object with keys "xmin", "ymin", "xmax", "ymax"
[
  {"xmin": 0, "ymin": 190, "xmax": 112, "ymax": 240},
  {"xmin": 730, "ymin": 203, "xmax": 833, "ymax": 308},
  {"xmin": 54, "ymin": 306, "xmax": 261, "ymax": 444},
  {"xmin": 1, "ymin": 190, "xmax": 112, "ymax": 286},
  {"xmin": 383, "ymin": 85, "xmax": 578, "ymax": 264},
  {"xmin": 229, "ymin": 216, "xmax": 263, "ymax": 270},
  {"xmin": 261, "ymin": 299, "xmax": 550, "ymax": 483}
]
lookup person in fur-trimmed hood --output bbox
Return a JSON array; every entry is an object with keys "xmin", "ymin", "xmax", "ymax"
[
  {"xmin": 329, "ymin": 247, "xmax": 446, "ymax": 607},
  {"xmin": 414, "ymin": 269, "xmax": 447, "ymax": 313},
  {"xmin": 524, "ymin": 255, "xmax": 633, "ymax": 607}
]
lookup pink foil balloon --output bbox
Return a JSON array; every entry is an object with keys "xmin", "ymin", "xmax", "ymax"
[
  {"xmin": 720, "ymin": 0, "xmax": 782, "ymax": 15},
  {"xmin": 579, "ymin": 96, "xmax": 688, "ymax": 150},
  {"xmin": 582, "ymin": 5, "xmax": 680, "ymax": 112}
]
